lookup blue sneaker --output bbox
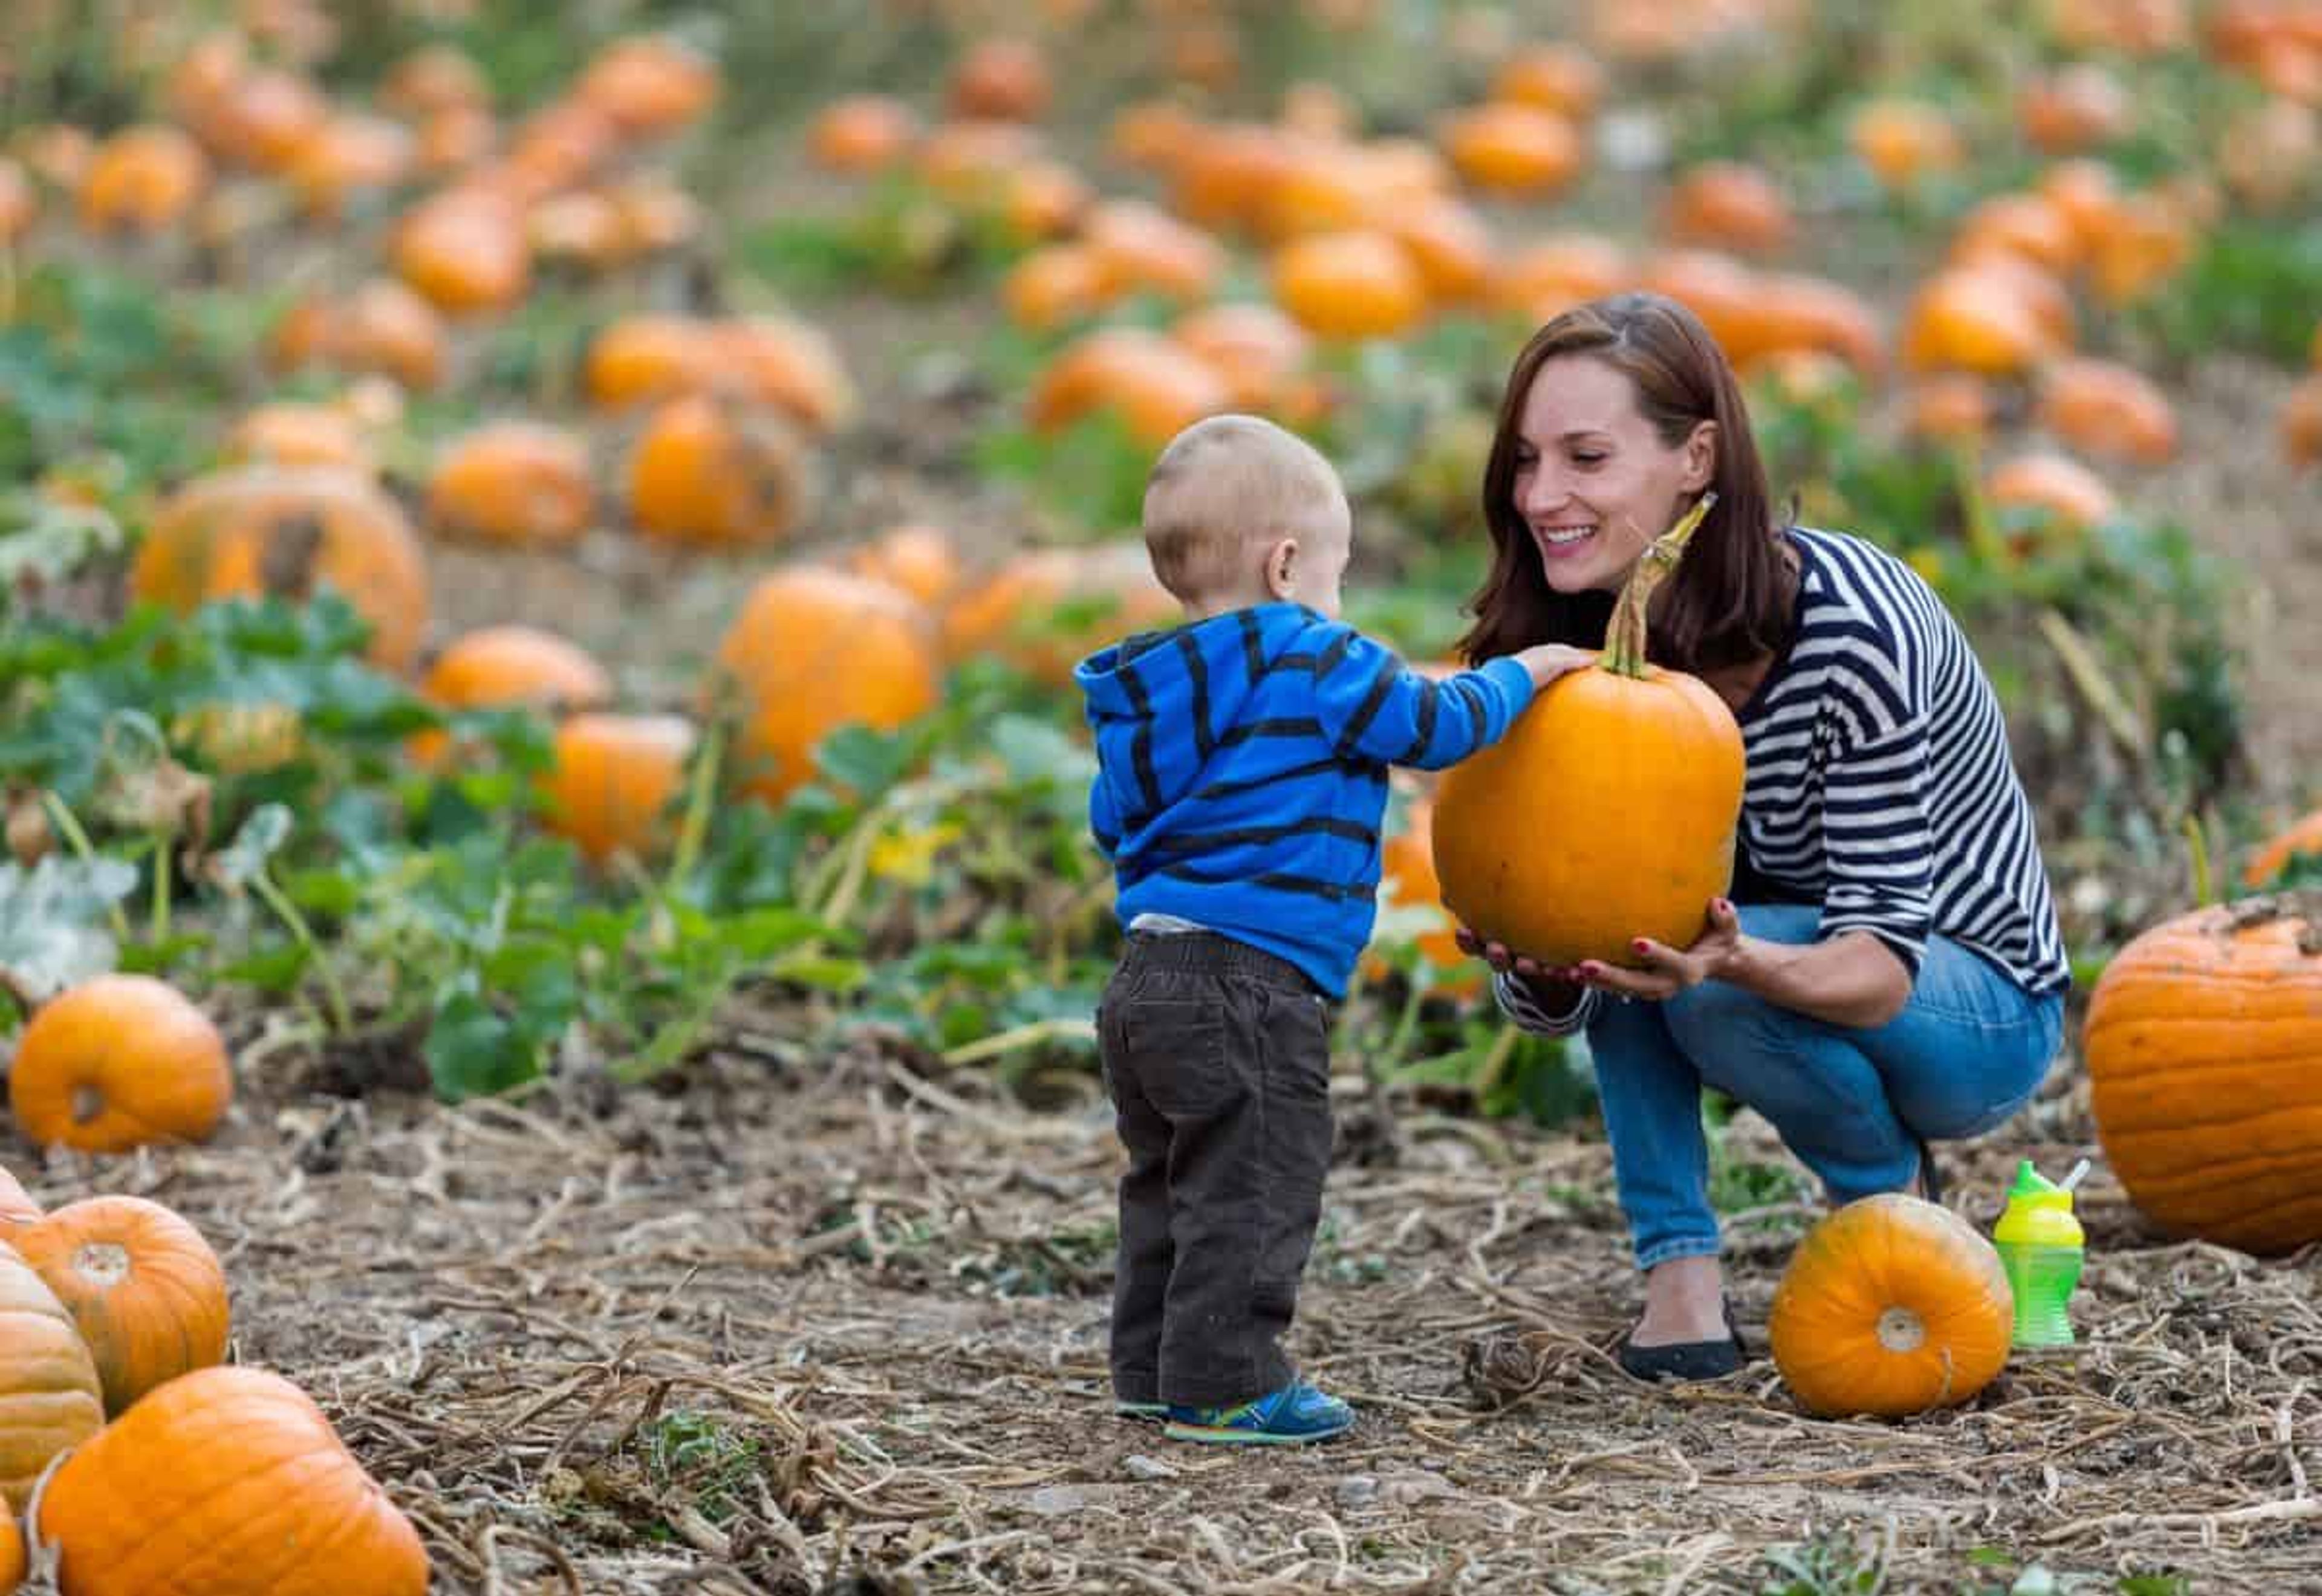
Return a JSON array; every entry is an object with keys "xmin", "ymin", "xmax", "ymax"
[
  {"xmin": 1114, "ymin": 1399, "xmax": 1166, "ymax": 1419},
  {"xmin": 1163, "ymin": 1380, "xmax": 1354, "ymax": 1445}
]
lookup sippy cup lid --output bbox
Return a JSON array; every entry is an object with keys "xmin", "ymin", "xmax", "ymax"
[{"xmin": 2007, "ymin": 1158, "xmax": 2074, "ymax": 1212}]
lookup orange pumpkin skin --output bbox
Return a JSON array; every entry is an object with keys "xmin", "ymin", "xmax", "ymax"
[
  {"xmin": 846, "ymin": 525, "xmax": 961, "ymax": 608},
  {"xmin": 426, "ymin": 421, "xmax": 596, "ymax": 546},
  {"xmin": 714, "ymin": 569, "xmax": 940, "ymax": 805},
  {"xmin": 1770, "ymin": 1194, "xmax": 2015, "ymax": 1419},
  {"xmin": 941, "ymin": 543, "xmax": 1178, "ymax": 686},
  {"xmin": 1368, "ymin": 787, "xmax": 1483, "ymax": 997},
  {"xmin": 1432, "ymin": 661, "xmax": 1742, "ymax": 969},
  {"xmin": 129, "ymin": 467, "xmax": 429, "ymax": 673},
  {"xmin": 12, "ymin": 1198, "xmax": 229, "ymax": 1418},
  {"xmin": 0, "ymin": 1245, "xmax": 105, "ymax": 1512},
  {"xmin": 37, "ymin": 1365, "xmax": 429, "ymax": 1596},
  {"xmin": 8, "ymin": 976, "xmax": 233, "ymax": 1155},
  {"xmin": 538, "ymin": 714, "xmax": 696, "ymax": 866},
  {"xmin": 0, "ymin": 1505, "xmax": 22, "ymax": 1589},
  {"xmin": 628, "ymin": 395, "xmax": 811, "ymax": 549},
  {"xmin": 2083, "ymin": 898, "xmax": 2322, "ymax": 1254},
  {"xmin": 2245, "ymin": 811, "xmax": 2322, "ymax": 889}
]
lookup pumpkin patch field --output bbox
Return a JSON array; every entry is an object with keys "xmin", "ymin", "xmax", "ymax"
[{"xmin": 7, "ymin": 2, "xmax": 2322, "ymax": 1591}]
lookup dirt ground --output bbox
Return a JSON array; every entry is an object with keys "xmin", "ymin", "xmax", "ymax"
[{"xmin": 19, "ymin": 994, "xmax": 2315, "ymax": 1595}]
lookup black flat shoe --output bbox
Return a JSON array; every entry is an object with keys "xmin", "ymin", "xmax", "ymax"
[
  {"xmin": 1915, "ymin": 1135, "xmax": 1946, "ymax": 1205},
  {"xmin": 1616, "ymin": 1299, "xmax": 1746, "ymax": 1383}
]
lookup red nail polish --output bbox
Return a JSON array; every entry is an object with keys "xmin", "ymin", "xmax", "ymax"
[{"xmin": 1631, "ymin": 939, "xmax": 1650, "ymax": 954}]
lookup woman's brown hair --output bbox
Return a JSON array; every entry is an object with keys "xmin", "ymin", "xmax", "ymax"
[{"xmin": 1457, "ymin": 292, "xmax": 1792, "ymax": 673}]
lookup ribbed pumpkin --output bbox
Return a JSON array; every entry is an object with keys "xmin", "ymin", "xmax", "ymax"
[
  {"xmin": 845, "ymin": 524, "xmax": 961, "ymax": 608},
  {"xmin": 1027, "ymin": 328, "xmax": 1231, "ymax": 446},
  {"xmin": 392, "ymin": 187, "xmax": 529, "ymax": 315},
  {"xmin": 1985, "ymin": 452, "xmax": 2118, "ymax": 547},
  {"xmin": 421, "ymin": 626, "xmax": 613, "ymax": 722},
  {"xmin": 1271, "ymin": 229, "xmax": 1429, "ymax": 342},
  {"xmin": 129, "ymin": 467, "xmax": 429, "ymax": 672},
  {"xmin": 585, "ymin": 316, "xmax": 720, "ymax": 408},
  {"xmin": 628, "ymin": 395, "xmax": 811, "ymax": 548},
  {"xmin": 426, "ymin": 421, "xmax": 595, "ymax": 546},
  {"xmin": 538, "ymin": 714, "xmax": 696, "ymax": 866},
  {"xmin": 1368, "ymin": 785, "xmax": 1483, "ymax": 997},
  {"xmin": 1440, "ymin": 102, "xmax": 1582, "ymax": 194},
  {"xmin": 0, "ymin": 1170, "xmax": 41, "ymax": 1231},
  {"xmin": 2083, "ymin": 896, "xmax": 2322, "ymax": 1254},
  {"xmin": 78, "ymin": 126, "xmax": 209, "ymax": 232},
  {"xmin": 1769, "ymin": 1194, "xmax": 2015, "ymax": 1418},
  {"xmin": 1431, "ymin": 497, "xmax": 1744, "ymax": 968},
  {"xmin": 808, "ymin": 94, "xmax": 920, "ymax": 174},
  {"xmin": 713, "ymin": 568, "xmax": 940, "ymax": 804},
  {"xmin": 8, "ymin": 976, "xmax": 233, "ymax": 1155},
  {"xmin": 36, "ymin": 1365, "xmax": 429, "ymax": 1595},
  {"xmin": 0, "ymin": 1504, "xmax": 22, "ymax": 1589},
  {"xmin": 941, "ymin": 543, "xmax": 1178, "ymax": 685},
  {"xmin": 12, "ymin": 1198, "xmax": 229, "ymax": 1417},
  {"xmin": 2034, "ymin": 359, "xmax": 2177, "ymax": 464},
  {"xmin": 222, "ymin": 404, "xmax": 377, "ymax": 476},
  {"xmin": 0, "ymin": 1247, "xmax": 105, "ymax": 1512}
]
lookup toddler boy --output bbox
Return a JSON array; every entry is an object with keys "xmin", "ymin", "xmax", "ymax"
[{"xmin": 1075, "ymin": 414, "xmax": 1580, "ymax": 1444}]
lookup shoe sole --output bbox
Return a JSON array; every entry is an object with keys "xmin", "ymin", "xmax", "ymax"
[
  {"xmin": 1162, "ymin": 1417, "xmax": 1353, "ymax": 1446},
  {"xmin": 1114, "ymin": 1402, "xmax": 1167, "ymax": 1418}
]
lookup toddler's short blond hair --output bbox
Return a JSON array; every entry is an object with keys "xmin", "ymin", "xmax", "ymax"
[{"xmin": 1142, "ymin": 414, "xmax": 1345, "ymax": 602}]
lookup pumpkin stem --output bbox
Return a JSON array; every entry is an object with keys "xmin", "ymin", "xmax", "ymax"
[
  {"xmin": 1601, "ymin": 492, "xmax": 1717, "ymax": 680},
  {"xmin": 2184, "ymin": 813, "xmax": 2215, "ymax": 909},
  {"xmin": 73, "ymin": 1242, "xmax": 131, "ymax": 1288}
]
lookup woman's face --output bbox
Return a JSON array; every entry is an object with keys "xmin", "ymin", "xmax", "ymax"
[{"xmin": 1510, "ymin": 354, "xmax": 1716, "ymax": 596}]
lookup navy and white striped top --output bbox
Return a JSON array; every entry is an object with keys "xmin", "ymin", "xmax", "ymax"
[{"xmin": 1497, "ymin": 525, "xmax": 2070, "ymax": 1035}]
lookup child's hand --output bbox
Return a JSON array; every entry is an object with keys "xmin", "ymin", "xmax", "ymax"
[{"xmin": 1511, "ymin": 643, "xmax": 1597, "ymax": 691}]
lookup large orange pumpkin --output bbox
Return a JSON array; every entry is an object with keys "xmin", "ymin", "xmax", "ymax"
[
  {"xmin": 0, "ymin": 1246, "xmax": 105, "ymax": 1512},
  {"xmin": 1369, "ymin": 786, "xmax": 1483, "ymax": 997},
  {"xmin": 0, "ymin": 1505, "xmax": 21, "ymax": 1589},
  {"xmin": 129, "ymin": 467, "xmax": 429, "ymax": 672},
  {"xmin": 1431, "ymin": 497, "xmax": 1743, "ymax": 968},
  {"xmin": 713, "ymin": 568, "xmax": 941, "ymax": 804},
  {"xmin": 2083, "ymin": 897, "xmax": 2322, "ymax": 1254},
  {"xmin": 8, "ymin": 976, "xmax": 233, "ymax": 1155},
  {"xmin": 12, "ymin": 1197, "xmax": 229, "ymax": 1418},
  {"xmin": 1769, "ymin": 1194, "xmax": 2015, "ymax": 1418},
  {"xmin": 538, "ymin": 713, "xmax": 696, "ymax": 865},
  {"xmin": 36, "ymin": 1365, "xmax": 429, "ymax": 1595}
]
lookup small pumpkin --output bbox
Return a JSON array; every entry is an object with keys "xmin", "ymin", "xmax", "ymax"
[
  {"xmin": 285, "ymin": 113, "xmax": 414, "ymax": 219},
  {"xmin": 2286, "ymin": 374, "xmax": 2322, "ymax": 467},
  {"xmin": 712, "ymin": 568, "xmax": 941, "ymax": 805},
  {"xmin": 949, "ymin": 37, "xmax": 1052, "ymax": 122},
  {"xmin": 224, "ymin": 404, "xmax": 377, "ymax": 476},
  {"xmin": 1491, "ymin": 43, "xmax": 1606, "ymax": 120},
  {"xmin": 392, "ymin": 187, "xmax": 530, "ymax": 316},
  {"xmin": 78, "ymin": 126, "xmax": 209, "ymax": 232},
  {"xmin": 1433, "ymin": 497, "xmax": 1744, "ymax": 969},
  {"xmin": 1662, "ymin": 161, "xmax": 1793, "ymax": 255},
  {"xmin": 413, "ymin": 624, "xmax": 613, "ymax": 769},
  {"xmin": 130, "ymin": 466, "xmax": 430, "ymax": 672},
  {"xmin": 1027, "ymin": 327, "xmax": 1231, "ymax": 446},
  {"xmin": 1985, "ymin": 452, "xmax": 2118, "ymax": 548},
  {"xmin": 1083, "ymin": 199, "xmax": 1226, "ymax": 305},
  {"xmin": 628, "ymin": 395, "xmax": 813, "ymax": 549},
  {"xmin": 846, "ymin": 525, "xmax": 961, "ymax": 608},
  {"xmin": 714, "ymin": 316, "xmax": 858, "ymax": 435},
  {"xmin": 380, "ymin": 43, "xmax": 492, "ymax": 117},
  {"xmin": 575, "ymin": 36, "xmax": 719, "ymax": 137},
  {"xmin": 585, "ymin": 316, "xmax": 720, "ymax": 409},
  {"xmin": 0, "ymin": 1247, "xmax": 105, "ymax": 1512},
  {"xmin": 1270, "ymin": 229, "xmax": 1429, "ymax": 341},
  {"xmin": 426, "ymin": 421, "xmax": 595, "ymax": 546},
  {"xmin": 941, "ymin": 543, "xmax": 1178, "ymax": 685},
  {"xmin": 539, "ymin": 713, "xmax": 697, "ymax": 865},
  {"xmin": 1770, "ymin": 1193, "xmax": 2015, "ymax": 1418},
  {"xmin": 1004, "ymin": 244, "xmax": 1117, "ymax": 332},
  {"xmin": 2245, "ymin": 809, "xmax": 2322, "ymax": 888},
  {"xmin": 8, "ymin": 976, "xmax": 233, "ymax": 1155},
  {"xmin": 1902, "ymin": 375, "xmax": 1995, "ymax": 446},
  {"xmin": 1382, "ymin": 195, "xmax": 1495, "ymax": 305},
  {"xmin": 2017, "ymin": 63, "xmax": 2133, "ymax": 155},
  {"xmin": 1492, "ymin": 232, "xmax": 1631, "ymax": 322},
  {"xmin": 2034, "ymin": 358, "xmax": 2178, "ymax": 464},
  {"xmin": 1848, "ymin": 100, "xmax": 1963, "ymax": 190},
  {"xmin": 809, "ymin": 94, "xmax": 920, "ymax": 174},
  {"xmin": 1950, "ymin": 192, "xmax": 2083, "ymax": 276},
  {"xmin": 2083, "ymin": 896, "xmax": 2322, "ymax": 1255},
  {"xmin": 13, "ymin": 1198, "xmax": 229, "ymax": 1418},
  {"xmin": 1902, "ymin": 267, "xmax": 2061, "ymax": 378},
  {"xmin": 36, "ymin": 1365, "xmax": 429, "ymax": 1595},
  {"xmin": 1171, "ymin": 302, "xmax": 1313, "ymax": 415},
  {"xmin": 1440, "ymin": 102, "xmax": 1583, "ymax": 195}
]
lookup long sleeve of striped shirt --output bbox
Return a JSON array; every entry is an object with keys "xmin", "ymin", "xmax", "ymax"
[
  {"xmin": 1815, "ymin": 716, "xmax": 1939, "ymax": 974},
  {"xmin": 1492, "ymin": 969, "xmax": 1601, "ymax": 1036}
]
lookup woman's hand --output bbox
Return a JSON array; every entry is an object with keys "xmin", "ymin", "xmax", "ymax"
[
  {"xmin": 1568, "ymin": 897, "xmax": 1743, "ymax": 1001},
  {"xmin": 1452, "ymin": 926, "xmax": 1585, "ymax": 1000}
]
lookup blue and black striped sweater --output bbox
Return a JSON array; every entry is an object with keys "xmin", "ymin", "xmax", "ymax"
[{"xmin": 1075, "ymin": 602, "xmax": 1537, "ymax": 998}]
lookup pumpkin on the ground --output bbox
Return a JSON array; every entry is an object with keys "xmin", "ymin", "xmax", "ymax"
[
  {"xmin": 1367, "ymin": 783, "xmax": 1483, "ymax": 997},
  {"xmin": 413, "ymin": 625, "xmax": 614, "ymax": 768},
  {"xmin": 628, "ymin": 394, "xmax": 812, "ymax": 548},
  {"xmin": 36, "ymin": 1365, "xmax": 428, "ymax": 1595},
  {"xmin": 13, "ymin": 1196, "xmax": 229, "ymax": 1418},
  {"xmin": 713, "ymin": 568, "xmax": 940, "ymax": 805},
  {"xmin": 129, "ymin": 466, "xmax": 429, "ymax": 672},
  {"xmin": 426, "ymin": 421, "xmax": 596, "ymax": 547},
  {"xmin": 2083, "ymin": 895, "xmax": 2322, "ymax": 1254},
  {"xmin": 2245, "ymin": 809, "xmax": 2322, "ymax": 888},
  {"xmin": 846, "ymin": 525, "xmax": 961, "ymax": 608},
  {"xmin": 941, "ymin": 543, "xmax": 1178, "ymax": 686},
  {"xmin": 538, "ymin": 713, "xmax": 697, "ymax": 866},
  {"xmin": 1431, "ymin": 496, "xmax": 1743, "ymax": 968},
  {"xmin": 0, "ymin": 1246, "xmax": 105, "ymax": 1512},
  {"xmin": 0, "ymin": 1504, "xmax": 21, "ymax": 1590},
  {"xmin": 1769, "ymin": 1193, "xmax": 2015, "ymax": 1418},
  {"xmin": 8, "ymin": 976, "xmax": 233, "ymax": 1155}
]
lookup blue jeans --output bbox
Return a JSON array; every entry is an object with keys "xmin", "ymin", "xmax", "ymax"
[{"xmin": 1587, "ymin": 903, "xmax": 2064, "ymax": 1270}]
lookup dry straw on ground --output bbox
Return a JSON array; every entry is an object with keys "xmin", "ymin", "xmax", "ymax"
[{"xmin": 13, "ymin": 1005, "xmax": 2315, "ymax": 1595}]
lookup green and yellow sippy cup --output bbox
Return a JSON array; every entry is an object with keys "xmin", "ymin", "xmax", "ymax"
[{"xmin": 1992, "ymin": 1158, "xmax": 2087, "ymax": 1348}]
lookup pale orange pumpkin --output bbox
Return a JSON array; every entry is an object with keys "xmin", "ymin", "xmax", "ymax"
[
  {"xmin": 1848, "ymin": 100, "xmax": 1963, "ymax": 190},
  {"xmin": 1492, "ymin": 232, "xmax": 1631, "ymax": 322},
  {"xmin": 2083, "ymin": 897, "xmax": 2322, "ymax": 1254},
  {"xmin": 845, "ymin": 525, "xmax": 961, "ymax": 608},
  {"xmin": 714, "ymin": 317, "xmax": 858, "ymax": 435},
  {"xmin": 808, "ymin": 94, "xmax": 920, "ymax": 174},
  {"xmin": 8, "ymin": 976, "xmax": 233, "ymax": 1155},
  {"xmin": 392, "ymin": 187, "xmax": 530, "ymax": 316},
  {"xmin": 130, "ymin": 466, "xmax": 430, "ymax": 672},
  {"xmin": 78, "ymin": 125, "xmax": 209, "ymax": 232},
  {"xmin": 412, "ymin": 625, "xmax": 613, "ymax": 769},
  {"xmin": 575, "ymin": 36, "xmax": 719, "ymax": 137},
  {"xmin": 538, "ymin": 713, "xmax": 697, "ymax": 865},
  {"xmin": 0, "ymin": 1505, "xmax": 21, "ymax": 1589},
  {"xmin": 1902, "ymin": 375, "xmax": 1995, "ymax": 446},
  {"xmin": 270, "ymin": 279, "xmax": 449, "ymax": 393},
  {"xmin": 0, "ymin": 1246, "xmax": 104, "ymax": 1512},
  {"xmin": 1950, "ymin": 192, "xmax": 2083, "ymax": 276},
  {"xmin": 1382, "ymin": 195, "xmax": 1495, "ymax": 305},
  {"xmin": 286, "ymin": 113, "xmax": 414, "ymax": 219},
  {"xmin": 224, "ymin": 404, "xmax": 377, "ymax": 476},
  {"xmin": 1083, "ymin": 199, "xmax": 1226, "ymax": 305},
  {"xmin": 584, "ymin": 316, "xmax": 720, "ymax": 408},
  {"xmin": 2286, "ymin": 374, "xmax": 2322, "ymax": 466},
  {"xmin": 2017, "ymin": 63, "xmax": 2133, "ymax": 154},
  {"xmin": 948, "ymin": 37, "xmax": 1053, "ymax": 123},
  {"xmin": 1432, "ymin": 498, "xmax": 1743, "ymax": 968},
  {"xmin": 1171, "ymin": 302, "xmax": 1313, "ymax": 414},
  {"xmin": 12, "ymin": 1197, "xmax": 229, "ymax": 1418},
  {"xmin": 712, "ymin": 568, "xmax": 941, "ymax": 805},
  {"xmin": 1769, "ymin": 1194, "xmax": 2015, "ymax": 1418},
  {"xmin": 427, "ymin": 421, "xmax": 595, "ymax": 546},
  {"xmin": 1440, "ymin": 102, "xmax": 1583, "ymax": 194},
  {"xmin": 1491, "ymin": 43, "xmax": 1607, "ymax": 121},
  {"xmin": 2034, "ymin": 358, "xmax": 2178, "ymax": 464},
  {"xmin": 1985, "ymin": 452, "xmax": 2118, "ymax": 546},
  {"xmin": 1662, "ymin": 161, "xmax": 1793, "ymax": 255},
  {"xmin": 36, "ymin": 1365, "xmax": 429, "ymax": 1595},
  {"xmin": 1004, "ymin": 244, "xmax": 1117, "ymax": 331},
  {"xmin": 1028, "ymin": 327, "xmax": 1232, "ymax": 446},
  {"xmin": 628, "ymin": 395, "xmax": 813, "ymax": 549},
  {"xmin": 941, "ymin": 543, "xmax": 1178, "ymax": 685},
  {"xmin": 380, "ymin": 43, "xmax": 492, "ymax": 117}
]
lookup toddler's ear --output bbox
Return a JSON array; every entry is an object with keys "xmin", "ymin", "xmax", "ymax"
[{"xmin": 1264, "ymin": 536, "xmax": 1299, "ymax": 600}]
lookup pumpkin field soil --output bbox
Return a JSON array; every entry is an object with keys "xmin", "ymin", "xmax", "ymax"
[{"xmin": 22, "ymin": 999, "xmax": 2312, "ymax": 1596}]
